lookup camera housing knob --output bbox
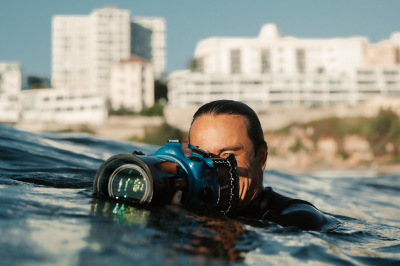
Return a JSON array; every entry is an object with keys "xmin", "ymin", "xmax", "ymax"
[{"xmin": 198, "ymin": 187, "xmax": 213, "ymax": 202}]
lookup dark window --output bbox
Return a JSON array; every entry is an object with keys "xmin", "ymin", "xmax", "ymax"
[
  {"xmin": 230, "ymin": 49, "xmax": 241, "ymax": 74},
  {"xmin": 261, "ymin": 50, "xmax": 271, "ymax": 73},
  {"xmin": 296, "ymin": 49, "xmax": 305, "ymax": 73}
]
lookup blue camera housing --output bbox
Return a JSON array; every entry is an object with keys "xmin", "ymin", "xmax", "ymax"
[{"xmin": 152, "ymin": 140, "xmax": 220, "ymax": 210}]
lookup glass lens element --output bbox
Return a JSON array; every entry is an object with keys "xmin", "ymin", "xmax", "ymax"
[{"xmin": 108, "ymin": 164, "xmax": 150, "ymax": 203}]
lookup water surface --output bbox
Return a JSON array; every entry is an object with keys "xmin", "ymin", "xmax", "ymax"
[{"xmin": 1, "ymin": 124, "xmax": 400, "ymax": 265}]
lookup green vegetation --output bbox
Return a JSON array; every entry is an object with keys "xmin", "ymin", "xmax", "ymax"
[
  {"xmin": 290, "ymin": 140, "xmax": 303, "ymax": 153},
  {"xmin": 109, "ymin": 101, "xmax": 165, "ymax": 117},
  {"xmin": 57, "ymin": 125, "xmax": 95, "ymax": 134},
  {"xmin": 139, "ymin": 101, "xmax": 164, "ymax": 116},
  {"xmin": 109, "ymin": 106, "xmax": 137, "ymax": 116},
  {"xmin": 129, "ymin": 123, "xmax": 188, "ymax": 146},
  {"xmin": 154, "ymin": 80, "xmax": 168, "ymax": 102},
  {"xmin": 305, "ymin": 109, "xmax": 400, "ymax": 156},
  {"xmin": 368, "ymin": 109, "xmax": 400, "ymax": 156},
  {"xmin": 270, "ymin": 108, "xmax": 400, "ymax": 158},
  {"xmin": 188, "ymin": 58, "xmax": 198, "ymax": 72}
]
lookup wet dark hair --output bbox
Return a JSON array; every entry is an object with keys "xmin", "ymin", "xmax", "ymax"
[{"xmin": 189, "ymin": 100, "xmax": 267, "ymax": 156}]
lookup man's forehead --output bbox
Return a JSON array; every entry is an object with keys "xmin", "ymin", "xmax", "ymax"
[{"xmin": 190, "ymin": 114, "xmax": 250, "ymax": 152}]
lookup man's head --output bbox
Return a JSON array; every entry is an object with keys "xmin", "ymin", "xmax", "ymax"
[{"xmin": 189, "ymin": 100, "xmax": 268, "ymax": 211}]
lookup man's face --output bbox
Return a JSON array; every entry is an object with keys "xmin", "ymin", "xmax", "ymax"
[{"xmin": 190, "ymin": 114, "xmax": 267, "ymax": 211}]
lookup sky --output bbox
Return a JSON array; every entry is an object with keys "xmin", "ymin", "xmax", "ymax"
[{"xmin": 1, "ymin": 0, "xmax": 400, "ymax": 78}]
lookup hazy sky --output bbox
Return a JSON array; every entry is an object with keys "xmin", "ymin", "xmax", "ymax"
[{"xmin": 1, "ymin": 0, "xmax": 400, "ymax": 78}]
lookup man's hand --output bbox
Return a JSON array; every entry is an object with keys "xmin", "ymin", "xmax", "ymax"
[
  {"xmin": 171, "ymin": 190, "xmax": 182, "ymax": 205},
  {"xmin": 170, "ymin": 166, "xmax": 230, "ymax": 206}
]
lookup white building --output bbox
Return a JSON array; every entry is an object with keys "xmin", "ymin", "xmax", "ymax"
[
  {"xmin": 21, "ymin": 88, "xmax": 107, "ymax": 125},
  {"xmin": 132, "ymin": 17, "xmax": 166, "ymax": 80},
  {"xmin": 109, "ymin": 55, "xmax": 154, "ymax": 112},
  {"xmin": 52, "ymin": 8, "xmax": 166, "ymax": 98},
  {"xmin": 168, "ymin": 24, "xmax": 400, "ymax": 107},
  {"xmin": 52, "ymin": 7, "xmax": 131, "ymax": 95},
  {"xmin": 0, "ymin": 62, "xmax": 22, "ymax": 123}
]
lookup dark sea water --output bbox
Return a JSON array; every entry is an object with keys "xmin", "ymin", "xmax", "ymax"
[{"xmin": 1, "ymin": 123, "xmax": 400, "ymax": 266}]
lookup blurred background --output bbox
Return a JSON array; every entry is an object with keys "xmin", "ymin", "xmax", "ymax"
[{"xmin": 1, "ymin": 0, "xmax": 400, "ymax": 175}]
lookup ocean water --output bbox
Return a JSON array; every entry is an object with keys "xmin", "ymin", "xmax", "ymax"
[{"xmin": 1, "ymin": 123, "xmax": 400, "ymax": 266}]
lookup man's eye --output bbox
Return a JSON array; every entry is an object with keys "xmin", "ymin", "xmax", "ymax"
[{"xmin": 221, "ymin": 153, "xmax": 233, "ymax": 158}]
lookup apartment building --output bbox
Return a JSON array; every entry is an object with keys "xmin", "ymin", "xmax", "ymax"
[
  {"xmin": 168, "ymin": 24, "xmax": 400, "ymax": 108},
  {"xmin": 109, "ymin": 55, "xmax": 154, "ymax": 112},
  {"xmin": 52, "ymin": 8, "xmax": 166, "ymax": 97},
  {"xmin": 132, "ymin": 17, "xmax": 166, "ymax": 80},
  {"xmin": 52, "ymin": 7, "xmax": 131, "ymax": 95}
]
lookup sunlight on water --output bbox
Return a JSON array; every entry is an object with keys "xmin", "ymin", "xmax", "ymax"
[{"xmin": 1, "ymin": 123, "xmax": 400, "ymax": 265}]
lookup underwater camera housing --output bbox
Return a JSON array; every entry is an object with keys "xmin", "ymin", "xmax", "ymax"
[{"xmin": 93, "ymin": 140, "xmax": 240, "ymax": 216}]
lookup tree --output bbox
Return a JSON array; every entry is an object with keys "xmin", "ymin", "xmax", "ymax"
[{"xmin": 154, "ymin": 80, "xmax": 168, "ymax": 102}]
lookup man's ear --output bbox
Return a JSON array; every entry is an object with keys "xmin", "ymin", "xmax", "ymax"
[{"xmin": 257, "ymin": 144, "xmax": 268, "ymax": 172}]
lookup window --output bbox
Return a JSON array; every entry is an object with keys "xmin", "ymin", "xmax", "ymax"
[
  {"xmin": 8, "ymin": 96, "xmax": 18, "ymax": 102},
  {"xmin": 261, "ymin": 50, "xmax": 271, "ymax": 73},
  {"xmin": 384, "ymin": 70, "xmax": 399, "ymax": 75},
  {"xmin": 357, "ymin": 70, "xmax": 374, "ymax": 75},
  {"xmin": 296, "ymin": 49, "xmax": 305, "ymax": 73},
  {"xmin": 230, "ymin": 49, "xmax": 241, "ymax": 74}
]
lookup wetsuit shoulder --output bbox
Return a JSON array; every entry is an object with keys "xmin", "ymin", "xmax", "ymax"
[
  {"xmin": 239, "ymin": 187, "xmax": 327, "ymax": 230},
  {"xmin": 263, "ymin": 188, "xmax": 327, "ymax": 230},
  {"xmin": 277, "ymin": 203, "xmax": 327, "ymax": 230}
]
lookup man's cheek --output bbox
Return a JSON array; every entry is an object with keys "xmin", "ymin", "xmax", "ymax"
[{"xmin": 238, "ymin": 167, "xmax": 249, "ymax": 177}]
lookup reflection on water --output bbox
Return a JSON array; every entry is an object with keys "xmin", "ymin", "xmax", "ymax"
[
  {"xmin": 90, "ymin": 197, "xmax": 253, "ymax": 262},
  {"xmin": 1, "ymin": 123, "xmax": 400, "ymax": 265}
]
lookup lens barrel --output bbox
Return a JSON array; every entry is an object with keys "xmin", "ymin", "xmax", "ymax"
[
  {"xmin": 93, "ymin": 154, "xmax": 188, "ymax": 206},
  {"xmin": 108, "ymin": 164, "xmax": 151, "ymax": 203}
]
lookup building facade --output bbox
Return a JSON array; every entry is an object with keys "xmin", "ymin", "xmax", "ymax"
[
  {"xmin": 21, "ymin": 88, "xmax": 107, "ymax": 125},
  {"xmin": 109, "ymin": 55, "xmax": 154, "ymax": 112},
  {"xmin": 52, "ymin": 8, "xmax": 166, "ymax": 97},
  {"xmin": 132, "ymin": 17, "xmax": 166, "ymax": 80},
  {"xmin": 52, "ymin": 7, "xmax": 131, "ymax": 95},
  {"xmin": 168, "ymin": 24, "xmax": 400, "ymax": 108},
  {"xmin": 0, "ymin": 62, "xmax": 22, "ymax": 123}
]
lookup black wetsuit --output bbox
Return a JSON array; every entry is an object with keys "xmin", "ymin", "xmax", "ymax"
[{"xmin": 237, "ymin": 187, "xmax": 327, "ymax": 230}]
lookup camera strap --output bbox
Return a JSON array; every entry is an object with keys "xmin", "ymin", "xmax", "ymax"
[{"xmin": 212, "ymin": 154, "xmax": 240, "ymax": 217}]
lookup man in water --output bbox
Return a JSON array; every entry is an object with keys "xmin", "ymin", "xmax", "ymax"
[{"xmin": 171, "ymin": 100, "xmax": 327, "ymax": 230}]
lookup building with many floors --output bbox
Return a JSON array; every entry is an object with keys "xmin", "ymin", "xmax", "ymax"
[
  {"xmin": 168, "ymin": 24, "xmax": 400, "ymax": 108},
  {"xmin": 109, "ymin": 55, "xmax": 154, "ymax": 112},
  {"xmin": 132, "ymin": 17, "xmax": 166, "ymax": 80},
  {"xmin": 52, "ymin": 7, "xmax": 132, "ymax": 95},
  {"xmin": 52, "ymin": 7, "xmax": 165, "ymax": 97},
  {"xmin": 0, "ymin": 61, "xmax": 106, "ymax": 126}
]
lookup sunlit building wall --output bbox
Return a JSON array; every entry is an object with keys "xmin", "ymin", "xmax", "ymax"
[
  {"xmin": 52, "ymin": 7, "xmax": 131, "ymax": 95},
  {"xmin": 168, "ymin": 24, "xmax": 400, "ymax": 107},
  {"xmin": 109, "ymin": 55, "xmax": 154, "ymax": 112},
  {"xmin": 0, "ymin": 62, "xmax": 21, "ymax": 123},
  {"xmin": 21, "ymin": 88, "xmax": 107, "ymax": 125},
  {"xmin": 364, "ymin": 41, "xmax": 400, "ymax": 66},
  {"xmin": 132, "ymin": 17, "xmax": 166, "ymax": 80}
]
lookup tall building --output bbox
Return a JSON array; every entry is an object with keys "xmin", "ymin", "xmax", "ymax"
[
  {"xmin": 52, "ymin": 7, "xmax": 131, "ymax": 95},
  {"xmin": 168, "ymin": 24, "xmax": 400, "ymax": 108},
  {"xmin": 132, "ymin": 17, "xmax": 166, "ymax": 80},
  {"xmin": 52, "ymin": 8, "xmax": 166, "ymax": 98}
]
